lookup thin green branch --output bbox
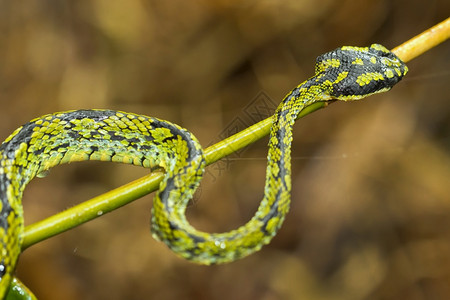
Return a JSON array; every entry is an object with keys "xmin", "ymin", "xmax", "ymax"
[{"xmin": 21, "ymin": 18, "xmax": 450, "ymax": 250}]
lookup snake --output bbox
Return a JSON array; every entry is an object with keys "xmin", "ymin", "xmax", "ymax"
[{"xmin": 0, "ymin": 44, "xmax": 407, "ymax": 298}]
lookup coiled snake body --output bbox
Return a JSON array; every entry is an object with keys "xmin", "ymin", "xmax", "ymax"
[{"xmin": 0, "ymin": 44, "xmax": 407, "ymax": 298}]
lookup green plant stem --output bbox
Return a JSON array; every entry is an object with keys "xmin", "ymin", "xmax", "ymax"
[{"xmin": 392, "ymin": 17, "xmax": 449, "ymax": 62}]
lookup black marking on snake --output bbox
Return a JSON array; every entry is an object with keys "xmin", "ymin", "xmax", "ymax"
[
  {"xmin": 67, "ymin": 130, "xmax": 81, "ymax": 140},
  {"xmin": 109, "ymin": 132, "xmax": 126, "ymax": 141},
  {"xmin": 60, "ymin": 110, "xmax": 117, "ymax": 122},
  {"xmin": 0, "ymin": 125, "xmax": 35, "ymax": 160}
]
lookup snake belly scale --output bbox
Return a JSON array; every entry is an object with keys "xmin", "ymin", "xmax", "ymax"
[{"xmin": 0, "ymin": 44, "xmax": 407, "ymax": 298}]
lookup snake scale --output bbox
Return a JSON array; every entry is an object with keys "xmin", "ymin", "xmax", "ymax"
[{"xmin": 0, "ymin": 44, "xmax": 407, "ymax": 298}]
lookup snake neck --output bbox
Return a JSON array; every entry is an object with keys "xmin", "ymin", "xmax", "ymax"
[
  {"xmin": 267, "ymin": 76, "xmax": 331, "ymax": 170},
  {"xmin": 258, "ymin": 77, "xmax": 330, "ymax": 227}
]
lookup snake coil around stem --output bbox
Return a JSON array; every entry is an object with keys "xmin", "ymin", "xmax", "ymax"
[{"xmin": 0, "ymin": 44, "xmax": 407, "ymax": 299}]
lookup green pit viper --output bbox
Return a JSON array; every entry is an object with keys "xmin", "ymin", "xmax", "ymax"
[{"xmin": 0, "ymin": 44, "xmax": 407, "ymax": 298}]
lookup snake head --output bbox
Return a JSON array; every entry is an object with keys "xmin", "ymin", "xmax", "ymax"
[{"xmin": 315, "ymin": 44, "xmax": 408, "ymax": 100}]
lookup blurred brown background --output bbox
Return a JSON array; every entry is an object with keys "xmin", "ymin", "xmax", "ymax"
[{"xmin": 1, "ymin": 0, "xmax": 449, "ymax": 299}]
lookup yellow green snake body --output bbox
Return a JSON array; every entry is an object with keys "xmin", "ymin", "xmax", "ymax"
[{"xmin": 0, "ymin": 44, "xmax": 407, "ymax": 298}]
